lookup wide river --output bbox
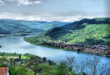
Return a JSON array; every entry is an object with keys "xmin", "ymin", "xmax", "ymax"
[{"xmin": 0, "ymin": 35, "xmax": 110, "ymax": 69}]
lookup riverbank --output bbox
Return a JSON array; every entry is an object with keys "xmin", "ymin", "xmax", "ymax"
[
  {"xmin": 0, "ymin": 33, "xmax": 37, "ymax": 38},
  {"xmin": 0, "ymin": 52, "xmax": 57, "ymax": 75},
  {"xmin": 0, "ymin": 52, "xmax": 56, "ymax": 65},
  {"xmin": 24, "ymin": 37, "xmax": 110, "ymax": 57},
  {"xmin": 0, "ymin": 36, "xmax": 110, "ymax": 75}
]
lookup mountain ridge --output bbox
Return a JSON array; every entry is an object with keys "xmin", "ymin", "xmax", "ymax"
[
  {"xmin": 0, "ymin": 20, "xmax": 44, "ymax": 36},
  {"xmin": 0, "ymin": 19, "xmax": 71, "ymax": 30},
  {"xmin": 24, "ymin": 17, "xmax": 110, "ymax": 45}
]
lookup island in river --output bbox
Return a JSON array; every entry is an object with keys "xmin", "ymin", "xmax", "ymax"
[{"xmin": 24, "ymin": 18, "xmax": 110, "ymax": 57}]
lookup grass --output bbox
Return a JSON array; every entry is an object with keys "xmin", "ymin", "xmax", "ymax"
[
  {"xmin": 0, "ymin": 56, "xmax": 30, "ymax": 59},
  {"xmin": 21, "ymin": 56, "xmax": 30, "ymax": 59}
]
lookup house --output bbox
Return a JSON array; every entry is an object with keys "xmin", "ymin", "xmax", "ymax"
[{"xmin": 0, "ymin": 67, "xmax": 9, "ymax": 75}]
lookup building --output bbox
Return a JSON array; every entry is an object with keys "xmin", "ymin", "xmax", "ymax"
[{"xmin": 0, "ymin": 67, "xmax": 9, "ymax": 75}]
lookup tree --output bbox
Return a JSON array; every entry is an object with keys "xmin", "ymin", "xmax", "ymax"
[
  {"xmin": 55, "ymin": 60, "xmax": 70, "ymax": 75},
  {"xmin": 79, "ymin": 61, "xmax": 87, "ymax": 75},
  {"xmin": 26, "ymin": 60, "xmax": 32, "ymax": 69},
  {"xmin": 16, "ymin": 65, "xmax": 28, "ymax": 75},
  {"xmin": 85, "ymin": 56, "xmax": 101, "ymax": 75},
  {"xmin": 65, "ymin": 56, "xmax": 76, "ymax": 72},
  {"xmin": 43, "ymin": 57, "xmax": 46, "ymax": 62},
  {"xmin": 19, "ymin": 55, "xmax": 21, "ymax": 59},
  {"xmin": 49, "ymin": 60, "xmax": 51, "ymax": 66},
  {"xmin": 84, "ymin": 56, "xmax": 110, "ymax": 75},
  {"xmin": 9, "ymin": 65, "xmax": 17, "ymax": 75},
  {"xmin": 31, "ymin": 59, "xmax": 39, "ymax": 75},
  {"xmin": 41, "ymin": 65, "xmax": 53, "ymax": 75},
  {"xmin": 0, "ymin": 56, "xmax": 7, "ymax": 67}
]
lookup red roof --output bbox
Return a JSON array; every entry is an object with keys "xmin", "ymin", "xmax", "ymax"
[{"xmin": 0, "ymin": 67, "xmax": 8, "ymax": 75}]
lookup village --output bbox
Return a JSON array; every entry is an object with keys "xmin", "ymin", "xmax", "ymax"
[
  {"xmin": 0, "ymin": 52, "xmax": 55, "ymax": 75},
  {"xmin": 41, "ymin": 42, "xmax": 110, "ymax": 56}
]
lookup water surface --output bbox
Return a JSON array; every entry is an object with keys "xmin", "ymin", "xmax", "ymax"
[{"xmin": 0, "ymin": 36, "xmax": 110, "ymax": 69}]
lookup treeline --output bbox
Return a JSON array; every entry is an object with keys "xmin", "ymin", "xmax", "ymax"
[
  {"xmin": 5, "ymin": 56, "xmax": 110, "ymax": 75},
  {"xmin": 0, "ymin": 52, "xmax": 41, "ymax": 59},
  {"xmin": 0, "ymin": 52, "xmax": 21, "ymax": 56},
  {"xmin": 25, "ymin": 18, "xmax": 110, "ymax": 45},
  {"xmin": 23, "ymin": 53, "xmax": 41, "ymax": 59},
  {"xmin": 0, "ymin": 52, "xmax": 110, "ymax": 75}
]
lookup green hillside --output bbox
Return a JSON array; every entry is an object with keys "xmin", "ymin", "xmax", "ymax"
[
  {"xmin": 0, "ymin": 19, "xmax": 71, "ymax": 30},
  {"xmin": 24, "ymin": 18, "xmax": 110, "ymax": 45},
  {"xmin": 0, "ymin": 20, "xmax": 44, "ymax": 36}
]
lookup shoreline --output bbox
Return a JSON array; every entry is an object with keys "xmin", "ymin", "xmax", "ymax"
[
  {"xmin": 0, "ymin": 33, "xmax": 41, "ymax": 38},
  {"xmin": 24, "ymin": 38, "xmax": 110, "ymax": 57}
]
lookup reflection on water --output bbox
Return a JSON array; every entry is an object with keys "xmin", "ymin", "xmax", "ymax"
[
  {"xmin": 0, "ymin": 36, "xmax": 110, "ymax": 68},
  {"xmin": 0, "ymin": 36, "xmax": 63, "ymax": 58}
]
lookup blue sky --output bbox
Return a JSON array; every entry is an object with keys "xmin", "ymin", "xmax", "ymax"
[{"xmin": 0, "ymin": 0, "xmax": 109, "ymax": 22}]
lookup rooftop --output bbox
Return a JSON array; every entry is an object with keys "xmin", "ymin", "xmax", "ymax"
[{"xmin": 0, "ymin": 67, "xmax": 8, "ymax": 75}]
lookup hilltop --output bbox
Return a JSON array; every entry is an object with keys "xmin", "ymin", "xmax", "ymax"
[
  {"xmin": 25, "ymin": 18, "xmax": 110, "ymax": 45},
  {"xmin": 0, "ymin": 19, "xmax": 44, "ymax": 36},
  {"xmin": 24, "ymin": 18, "xmax": 110, "ymax": 56},
  {"xmin": 0, "ymin": 19, "xmax": 71, "ymax": 30}
]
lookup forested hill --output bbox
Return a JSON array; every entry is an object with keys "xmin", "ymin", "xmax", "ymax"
[
  {"xmin": 0, "ymin": 20, "xmax": 44, "ymax": 36},
  {"xmin": 25, "ymin": 18, "xmax": 110, "ymax": 45},
  {"xmin": 0, "ymin": 19, "xmax": 71, "ymax": 30}
]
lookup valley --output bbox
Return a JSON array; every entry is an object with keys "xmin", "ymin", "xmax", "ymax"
[{"xmin": 24, "ymin": 18, "xmax": 110, "ymax": 56}]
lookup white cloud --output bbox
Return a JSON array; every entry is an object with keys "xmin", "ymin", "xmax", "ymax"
[
  {"xmin": 17, "ymin": 0, "xmax": 33, "ymax": 5},
  {"xmin": 34, "ymin": 1, "xmax": 41, "ymax": 4},
  {"xmin": 6, "ymin": 0, "xmax": 15, "ymax": 1},
  {"xmin": 6, "ymin": 0, "xmax": 42, "ymax": 6},
  {"xmin": 0, "ymin": 12, "xmax": 109, "ymax": 22},
  {"xmin": 0, "ymin": 0, "xmax": 4, "ymax": 5},
  {"xmin": 17, "ymin": 4, "xmax": 20, "ymax": 6}
]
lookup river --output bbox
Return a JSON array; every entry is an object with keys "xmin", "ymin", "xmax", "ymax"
[{"xmin": 0, "ymin": 35, "xmax": 110, "ymax": 73}]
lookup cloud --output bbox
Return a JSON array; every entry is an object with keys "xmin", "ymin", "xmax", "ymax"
[
  {"xmin": 0, "ymin": 0, "xmax": 5, "ymax": 5},
  {"xmin": 34, "ymin": 0, "xmax": 41, "ymax": 4},
  {"xmin": 2, "ymin": 0, "xmax": 42, "ymax": 6},
  {"xmin": 17, "ymin": 0, "xmax": 33, "ymax": 5},
  {"xmin": 6, "ymin": 0, "xmax": 42, "ymax": 5},
  {"xmin": 17, "ymin": 3, "xmax": 20, "ymax": 6},
  {"xmin": 6, "ymin": 0, "xmax": 15, "ymax": 1},
  {"xmin": 0, "ymin": 12, "xmax": 107, "ymax": 22}
]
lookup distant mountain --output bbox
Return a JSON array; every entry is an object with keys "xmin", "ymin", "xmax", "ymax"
[
  {"xmin": 0, "ymin": 19, "xmax": 71, "ymax": 30},
  {"xmin": 0, "ymin": 20, "xmax": 44, "ymax": 36},
  {"xmin": 24, "ymin": 18, "xmax": 110, "ymax": 45},
  {"xmin": 0, "ymin": 19, "xmax": 48, "ymax": 29},
  {"xmin": 39, "ymin": 21, "xmax": 71, "ymax": 30}
]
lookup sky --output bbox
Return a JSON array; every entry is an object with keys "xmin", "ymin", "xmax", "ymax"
[{"xmin": 0, "ymin": 0, "xmax": 110, "ymax": 22}]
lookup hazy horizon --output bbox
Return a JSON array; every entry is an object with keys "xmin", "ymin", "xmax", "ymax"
[{"xmin": 0, "ymin": 0, "xmax": 110, "ymax": 22}]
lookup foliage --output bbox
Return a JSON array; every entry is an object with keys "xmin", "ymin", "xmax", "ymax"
[
  {"xmin": 0, "ymin": 52, "xmax": 20, "ymax": 56},
  {"xmin": 55, "ymin": 60, "xmax": 70, "ymax": 75},
  {"xmin": 9, "ymin": 65, "xmax": 34, "ymax": 75},
  {"xmin": 0, "ymin": 19, "xmax": 44, "ymax": 35},
  {"xmin": 21, "ymin": 56, "xmax": 30, "ymax": 59},
  {"xmin": 0, "ymin": 52, "xmax": 109, "ymax": 75},
  {"xmin": 24, "ymin": 18, "xmax": 110, "ymax": 46},
  {"xmin": 23, "ymin": 53, "xmax": 41, "ymax": 59},
  {"xmin": 0, "ymin": 56, "xmax": 7, "ymax": 67},
  {"xmin": 41, "ymin": 65, "xmax": 54, "ymax": 75}
]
